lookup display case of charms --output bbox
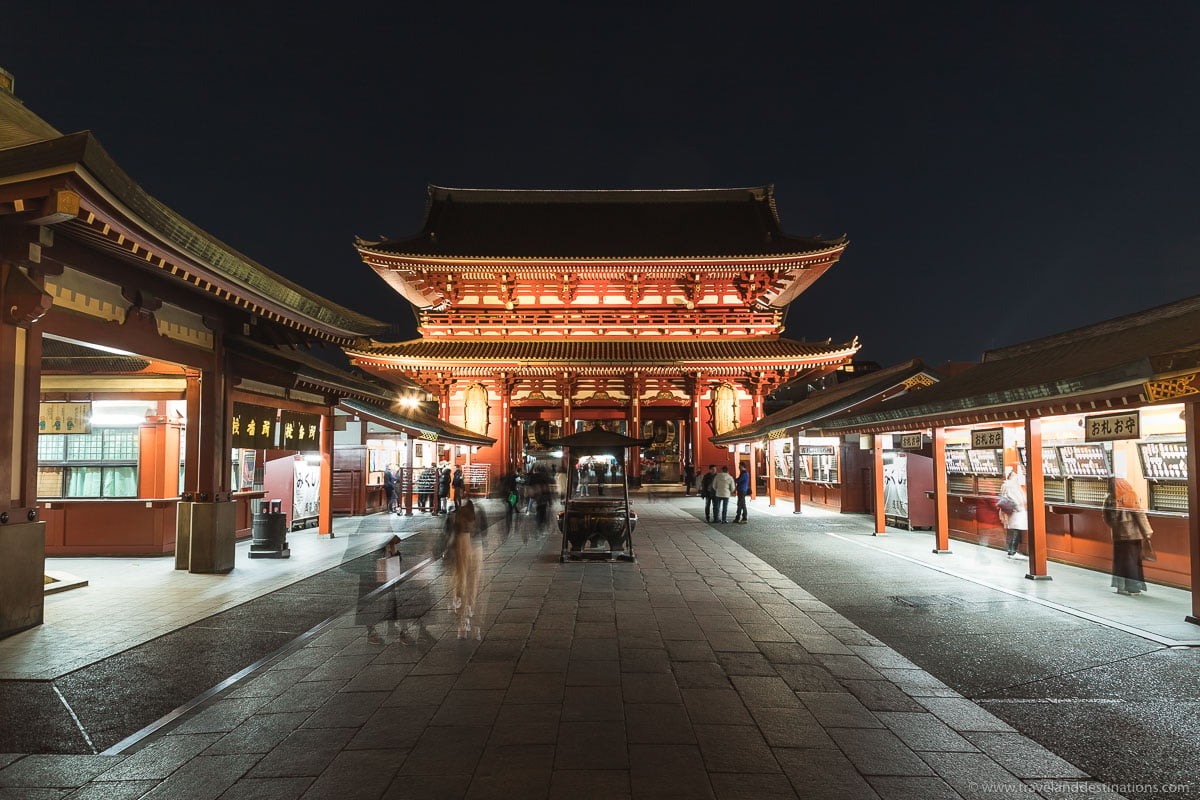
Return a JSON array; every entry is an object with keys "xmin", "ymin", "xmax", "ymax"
[
  {"xmin": 1058, "ymin": 443, "xmax": 1111, "ymax": 506},
  {"xmin": 1138, "ymin": 439, "xmax": 1189, "ymax": 513},
  {"xmin": 1018, "ymin": 446, "xmax": 1067, "ymax": 502},
  {"xmin": 944, "ymin": 447, "xmax": 973, "ymax": 495}
]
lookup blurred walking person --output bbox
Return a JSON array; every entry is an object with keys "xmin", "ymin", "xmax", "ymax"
[
  {"xmin": 1104, "ymin": 477, "xmax": 1154, "ymax": 596},
  {"xmin": 383, "ymin": 464, "xmax": 398, "ymax": 514},
  {"xmin": 997, "ymin": 469, "xmax": 1027, "ymax": 558},
  {"xmin": 447, "ymin": 499, "xmax": 483, "ymax": 637}
]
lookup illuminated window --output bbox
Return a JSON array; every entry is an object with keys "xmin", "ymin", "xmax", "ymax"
[{"xmin": 37, "ymin": 428, "xmax": 139, "ymax": 498}]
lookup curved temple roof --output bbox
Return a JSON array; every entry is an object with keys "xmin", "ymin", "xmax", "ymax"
[
  {"xmin": 712, "ymin": 359, "xmax": 937, "ymax": 444},
  {"xmin": 818, "ymin": 295, "xmax": 1200, "ymax": 433},
  {"xmin": 348, "ymin": 337, "xmax": 860, "ymax": 367},
  {"xmin": 340, "ymin": 398, "xmax": 494, "ymax": 446},
  {"xmin": 0, "ymin": 90, "xmax": 386, "ymax": 341},
  {"xmin": 358, "ymin": 185, "xmax": 847, "ymax": 260}
]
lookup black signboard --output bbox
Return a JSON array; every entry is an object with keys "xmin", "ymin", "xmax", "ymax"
[
  {"xmin": 232, "ymin": 403, "xmax": 276, "ymax": 449},
  {"xmin": 281, "ymin": 411, "xmax": 322, "ymax": 451},
  {"xmin": 1138, "ymin": 441, "xmax": 1188, "ymax": 482}
]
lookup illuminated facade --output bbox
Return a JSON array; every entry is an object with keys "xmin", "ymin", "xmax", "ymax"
[{"xmin": 348, "ymin": 186, "xmax": 859, "ymax": 482}]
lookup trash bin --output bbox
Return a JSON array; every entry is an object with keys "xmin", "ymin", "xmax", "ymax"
[{"xmin": 249, "ymin": 500, "xmax": 290, "ymax": 559}]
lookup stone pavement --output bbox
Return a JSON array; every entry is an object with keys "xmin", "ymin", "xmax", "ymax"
[
  {"xmin": 0, "ymin": 500, "xmax": 1127, "ymax": 799},
  {"xmin": 1, "ymin": 517, "xmax": 400, "ymax": 681}
]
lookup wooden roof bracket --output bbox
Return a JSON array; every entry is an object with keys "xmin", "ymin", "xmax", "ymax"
[{"xmin": 2, "ymin": 263, "xmax": 52, "ymax": 326}]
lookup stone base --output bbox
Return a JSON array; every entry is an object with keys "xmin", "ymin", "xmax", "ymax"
[
  {"xmin": 188, "ymin": 501, "xmax": 236, "ymax": 574},
  {"xmin": 175, "ymin": 502, "xmax": 192, "ymax": 570},
  {"xmin": 248, "ymin": 545, "xmax": 291, "ymax": 559},
  {"xmin": 1, "ymin": 519, "xmax": 46, "ymax": 637},
  {"xmin": 1025, "ymin": 573, "xmax": 1053, "ymax": 581},
  {"xmin": 932, "ymin": 549, "xmax": 953, "ymax": 554}
]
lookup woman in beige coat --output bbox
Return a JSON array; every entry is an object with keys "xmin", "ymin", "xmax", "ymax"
[{"xmin": 1103, "ymin": 477, "xmax": 1153, "ymax": 595}]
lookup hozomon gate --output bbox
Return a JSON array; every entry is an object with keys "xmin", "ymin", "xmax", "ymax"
[{"xmin": 348, "ymin": 186, "xmax": 860, "ymax": 483}]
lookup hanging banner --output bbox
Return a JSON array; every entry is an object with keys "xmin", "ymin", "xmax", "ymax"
[
  {"xmin": 883, "ymin": 452, "xmax": 909, "ymax": 520},
  {"xmin": 280, "ymin": 410, "xmax": 321, "ymax": 451},
  {"xmin": 232, "ymin": 402, "xmax": 276, "ymax": 449},
  {"xmin": 293, "ymin": 460, "xmax": 321, "ymax": 521},
  {"xmin": 39, "ymin": 402, "xmax": 91, "ymax": 434}
]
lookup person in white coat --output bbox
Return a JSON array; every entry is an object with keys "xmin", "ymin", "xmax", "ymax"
[
  {"xmin": 997, "ymin": 469, "xmax": 1028, "ymax": 558},
  {"xmin": 711, "ymin": 465, "xmax": 736, "ymax": 524}
]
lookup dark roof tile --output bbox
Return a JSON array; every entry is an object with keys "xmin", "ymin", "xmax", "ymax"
[{"xmin": 361, "ymin": 186, "xmax": 845, "ymax": 259}]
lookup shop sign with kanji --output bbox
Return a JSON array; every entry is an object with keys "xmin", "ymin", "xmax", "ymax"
[
  {"xmin": 1084, "ymin": 411, "xmax": 1139, "ymax": 442},
  {"xmin": 232, "ymin": 402, "xmax": 277, "ymax": 448},
  {"xmin": 971, "ymin": 428, "xmax": 1004, "ymax": 449},
  {"xmin": 280, "ymin": 410, "xmax": 322, "ymax": 451}
]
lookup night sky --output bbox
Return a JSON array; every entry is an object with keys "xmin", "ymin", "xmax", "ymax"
[{"xmin": 5, "ymin": 3, "xmax": 1199, "ymax": 368}]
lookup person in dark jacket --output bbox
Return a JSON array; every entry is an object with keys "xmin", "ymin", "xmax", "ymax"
[
  {"xmin": 451, "ymin": 465, "xmax": 465, "ymax": 510},
  {"xmin": 700, "ymin": 465, "xmax": 718, "ymax": 522},
  {"xmin": 732, "ymin": 463, "xmax": 751, "ymax": 523},
  {"xmin": 383, "ymin": 464, "xmax": 397, "ymax": 513},
  {"xmin": 438, "ymin": 464, "xmax": 451, "ymax": 514}
]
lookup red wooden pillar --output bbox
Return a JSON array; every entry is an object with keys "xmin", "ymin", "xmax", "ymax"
[
  {"xmin": 1184, "ymin": 402, "xmax": 1200, "ymax": 625},
  {"xmin": 933, "ymin": 427, "xmax": 951, "ymax": 553},
  {"xmin": 628, "ymin": 372, "xmax": 644, "ymax": 482},
  {"xmin": 792, "ymin": 430, "xmax": 803, "ymax": 514},
  {"xmin": 0, "ymin": 260, "xmax": 48, "ymax": 636},
  {"xmin": 139, "ymin": 412, "xmax": 182, "ymax": 499},
  {"xmin": 318, "ymin": 407, "xmax": 334, "ymax": 536},
  {"xmin": 689, "ymin": 373, "xmax": 704, "ymax": 476},
  {"xmin": 403, "ymin": 432, "xmax": 415, "ymax": 516},
  {"xmin": 767, "ymin": 439, "xmax": 777, "ymax": 507},
  {"xmin": 497, "ymin": 374, "xmax": 512, "ymax": 474},
  {"xmin": 1024, "ymin": 418, "xmax": 1051, "ymax": 580},
  {"xmin": 748, "ymin": 449, "xmax": 757, "ymax": 501},
  {"xmin": 873, "ymin": 435, "xmax": 886, "ymax": 535},
  {"xmin": 183, "ymin": 375, "xmax": 200, "ymax": 495},
  {"xmin": 193, "ymin": 349, "xmax": 230, "ymax": 501}
]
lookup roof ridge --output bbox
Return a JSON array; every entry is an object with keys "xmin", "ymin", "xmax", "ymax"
[
  {"xmin": 984, "ymin": 294, "xmax": 1200, "ymax": 362},
  {"xmin": 426, "ymin": 185, "xmax": 774, "ymax": 202}
]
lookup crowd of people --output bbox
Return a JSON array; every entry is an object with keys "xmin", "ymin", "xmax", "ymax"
[
  {"xmin": 363, "ymin": 452, "xmax": 1164, "ymax": 655},
  {"xmin": 697, "ymin": 462, "xmax": 751, "ymax": 524},
  {"xmin": 383, "ymin": 462, "xmax": 466, "ymax": 515}
]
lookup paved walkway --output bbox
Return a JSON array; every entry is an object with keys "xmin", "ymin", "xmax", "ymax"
[
  {"xmin": 0, "ymin": 499, "xmax": 1139, "ymax": 799},
  {"xmin": 0, "ymin": 516, "xmax": 405, "ymax": 680},
  {"xmin": 745, "ymin": 497, "xmax": 1199, "ymax": 646}
]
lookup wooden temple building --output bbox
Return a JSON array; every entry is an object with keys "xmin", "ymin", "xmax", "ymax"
[
  {"xmin": 0, "ymin": 73, "xmax": 492, "ymax": 638},
  {"xmin": 349, "ymin": 187, "xmax": 860, "ymax": 484}
]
